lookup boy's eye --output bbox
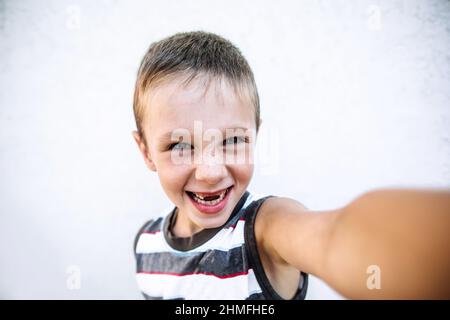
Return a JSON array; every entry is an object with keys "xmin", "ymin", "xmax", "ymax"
[
  {"xmin": 169, "ymin": 142, "xmax": 193, "ymax": 151},
  {"xmin": 223, "ymin": 136, "xmax": 247, "ymax": 146}
]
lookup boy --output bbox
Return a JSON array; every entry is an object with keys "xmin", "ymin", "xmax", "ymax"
[{"xmin": 132, "ymin": 31, "xmax": 450, "ymax": 299}]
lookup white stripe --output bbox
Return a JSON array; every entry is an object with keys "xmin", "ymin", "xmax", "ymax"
[
  {"xmin": 247, "ymin": 268, "xmax": 263, "ymax": 296},
  {"xmin": 136, "ymin": 268, "xmax": 262, "ymax": 300},
  {"xmin": 136, "ymin": 219, "xmax": 246, "ymax": 254}
]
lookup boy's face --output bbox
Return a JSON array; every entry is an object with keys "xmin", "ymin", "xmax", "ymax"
[{"xmin": 133, "ymin": 76, "xmax": 257, "ymax": 234}]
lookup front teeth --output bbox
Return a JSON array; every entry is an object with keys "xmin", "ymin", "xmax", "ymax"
[{"xmin": 192, "ymin": 189, "xmax": 227, "ymax": 206}]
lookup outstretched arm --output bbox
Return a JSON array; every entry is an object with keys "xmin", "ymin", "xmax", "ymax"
[{"xmin": 260, "ymin": 188, "xmax": 450, "ymax": 299}]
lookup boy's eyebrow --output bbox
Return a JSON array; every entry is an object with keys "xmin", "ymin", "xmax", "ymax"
[{"xmin": 158, "ymin": 127, "xmax": 251, "ymax": 143}]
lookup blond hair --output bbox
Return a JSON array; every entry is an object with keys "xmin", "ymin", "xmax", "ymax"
[{"xmin": 133, "ymin": 31, "xmax": 260, "ymax": 145}]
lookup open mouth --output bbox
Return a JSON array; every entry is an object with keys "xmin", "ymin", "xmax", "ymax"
[{"xmin": 186, "ymin": 186, "xmax": 233, "ymax": 206}]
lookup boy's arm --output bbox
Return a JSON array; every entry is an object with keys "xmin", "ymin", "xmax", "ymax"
[{"xmin": 259, "ymin": 188, "xmax": 450, "ymax": 299}]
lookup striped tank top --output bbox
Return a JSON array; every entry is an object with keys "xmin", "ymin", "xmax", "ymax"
[{"xmin": 134, "ymin": 191, "xmax": 308, "ymax": 300}]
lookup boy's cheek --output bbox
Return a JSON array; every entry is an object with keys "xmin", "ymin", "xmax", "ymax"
[
  {"xmin": 223, "ymin": 147, "xmax": 255, "ymax": 166},
  {"xmin": 229, "ymin": 163, "xmax": 254, "ymax": 182},
  {"xmin": 158, "ymin": 162, "xmax": 188, "ymax": 177}
]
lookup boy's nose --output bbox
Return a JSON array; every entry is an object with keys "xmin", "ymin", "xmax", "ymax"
[{"xmin": 194, "ymin": 157, "xmax": 227, "ymax": 185}]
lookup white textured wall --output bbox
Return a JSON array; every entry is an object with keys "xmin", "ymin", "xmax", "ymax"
[{"xmin": 0, "ymin": 0, "xmax": 449, "ymax": 299}]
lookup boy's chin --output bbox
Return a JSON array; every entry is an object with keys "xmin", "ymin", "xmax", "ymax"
[
  {"xmin": 194, "ymin": 213, "xmax": 232, "ymax": 230},
  {"xmin": 186, "ymin": 192, "xmax": 236, "ymax": 229},
  {"xmin": 189, "ymin": 206, "xmax": 233, "ymax": 226}
]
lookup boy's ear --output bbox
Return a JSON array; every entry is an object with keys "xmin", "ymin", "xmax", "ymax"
[{"xmin": 132, "ymin": 131, "xmax": 157, "ymax": 172}]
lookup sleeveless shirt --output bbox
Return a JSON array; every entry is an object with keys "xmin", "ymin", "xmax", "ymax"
[{"xmin": 134, "ymin": 191, "xmax": 308, "ymax": 300}]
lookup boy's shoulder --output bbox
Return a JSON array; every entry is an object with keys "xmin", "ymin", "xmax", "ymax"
[
  {"xmin": 251, "ymin": 194, "xmax": 308, "ymax": 220},
  {"xmin": 254, "ymin": 196, "xmax": 309, "ymax": 236},
  {"xmin": 244, "ymin": 193, "xmax": 309, "ymax": 243},
  {"xmin": 260, "ymin": 196, "xmax": 308, "ymax": 214}
]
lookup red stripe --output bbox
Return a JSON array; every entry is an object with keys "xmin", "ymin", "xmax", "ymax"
[
  {"xmin": 143, "ymin": 230, "xmax": 161, "ymax": 235},
  {"xmin": 226, "ymin": 218, "xmax": 246, "ymax": 230},
  {"xmin": 137, "ymin": 270, "xmax": 249, "ymax": 279}
]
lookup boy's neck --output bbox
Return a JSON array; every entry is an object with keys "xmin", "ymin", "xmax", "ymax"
[{"xmin": 170, "ymin": 208, "xmax": 204, "ymax": 238}]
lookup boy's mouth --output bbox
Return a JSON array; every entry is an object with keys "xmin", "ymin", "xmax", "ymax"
[{"xmin": 185, "ymin": 186, "xmax": 233, "ymax": 214}]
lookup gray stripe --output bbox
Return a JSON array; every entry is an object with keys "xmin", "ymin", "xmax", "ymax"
[
  {"xmin": 142, "ymin": 292, "xmax": 184, "ymax": 300},
  {"xmin": 136, "ymin": 245, "xmax": 249, "ymax": 277},
  {"xmin": 245, "ymin": 292, "xmax": 266, "ymax": 300}
]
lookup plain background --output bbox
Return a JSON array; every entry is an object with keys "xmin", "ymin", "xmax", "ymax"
[{"xmin": 1, "ymin": 0, "xmax": 449, "ymax": 299}]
